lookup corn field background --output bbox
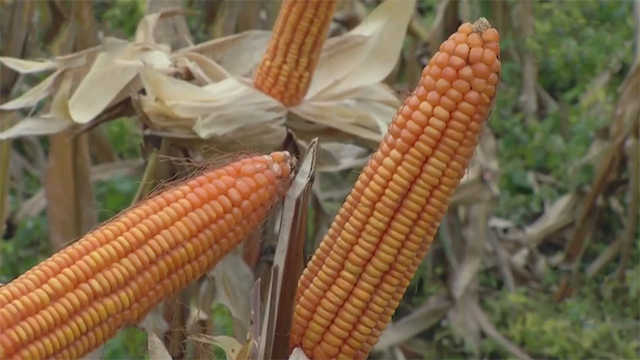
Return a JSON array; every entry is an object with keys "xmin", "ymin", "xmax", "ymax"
[{"xmin": 0, "ymin": 0, "xmax": 638, "ymax": 359}]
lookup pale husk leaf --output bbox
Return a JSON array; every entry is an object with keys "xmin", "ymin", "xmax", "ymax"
[
  {"xmin": 0, "ymin": 57, "xmax": 56, "ymax": 73},
  {"xmin": 67, "ymin": 38, "xmax": 172, "ymax": 124},
  {"xmin": 0, "ymin": 116, "xmax": 71, "ymax": 140},
  {"xmin": 50, "ymin": 70, "xmax": 74, "ymax": 121},
  {"xmin": 175, "ymin": 30, "xmax": 272, "ymax": 77},
  {"xmin": 0, "ymin": 73, "xmax": 79, "ymax": 140},
  {"xmin": 140, "ymin": 68, "xmax": 286, "ymax": 138},
  {"xmin": 291, "ymin": 82, "xmax": 400, "ymax": 145},
  {"xmin": 0, "ymin": 69, "xmax": 63, "ymax": 110},
  {"xmin": 172, "ymin": 52, "xmax": 231, "ymax": 83}
]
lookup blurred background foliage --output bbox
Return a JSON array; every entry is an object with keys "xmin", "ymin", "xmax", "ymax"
[{"xmin": 0, "ymin": 0, "xmax": 638, "ymax": 359}]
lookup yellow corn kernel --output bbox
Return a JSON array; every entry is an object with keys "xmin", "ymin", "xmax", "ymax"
[
  {"xmin": 0, "ymin": 152, "xmax": 296, "ymax": 360},
  {"xmin": 290, "ymin": 18, "xmax": 501, "ymax": 360},
  {"xmin": 254, "ymin": 0, "xmax": 338, "ymax": 107}
]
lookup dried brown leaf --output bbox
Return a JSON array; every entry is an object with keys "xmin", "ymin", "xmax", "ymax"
[
  {"xmin": 44, "ymin": 129, "xmax": 96, "ymax": 250},
  {"xmin": 451, "ymin": 166, "xmax": 497, "ymax": 207},
  {"xmin": 374, "ymin": 292, "xmax": 452, "ymax": 351},
  {"xmin": 259, "ymin": 139, "xmax": 316, "ymax": 360},
  {"xmin": 586, "ymin": 238, "xmax": 621, "ymax": 277},
  {"xmin": 453, "ymin": 201, "xmax": 494, "ymax": 299},
  {"xmin": 208, "ymin": 252, "xmax": 254, "ymax": 340},
  {"xmin": 470, "ymin": 300, "xmax": 534, "ymax": 360},
  {"xmin": 447, "ymin": 294, "xmax": 482, "ymax": 353},
  {"xmin": 147, "ymin": 332, "xmax": 172, "ymax": 360},
  {"xmin": 524, "ymin": 193, "xmax": 579, "ymax": 246}
]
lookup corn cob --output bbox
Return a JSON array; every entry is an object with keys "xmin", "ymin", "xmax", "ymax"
[
  {"xmin": 0, "ymin": 152, "xmax": 296, "ymax": 360},
  {"xmin": 254, "ymin": 0, "xmax": 338, "ymax": 107},
  {"xmin": 290, "ymin": 18, "xmax": 501, "ymax": 360}
]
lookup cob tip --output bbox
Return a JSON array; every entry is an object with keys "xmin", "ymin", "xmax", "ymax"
[{"xmin": 471, "ymin": 17, "xmax": 492, "ymax": 33}]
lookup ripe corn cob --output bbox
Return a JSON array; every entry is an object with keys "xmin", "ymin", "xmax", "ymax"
[
  {"xmin": 0, "ymin": 152, "xmax": 296, "ymax": 360},
  {"xmin": 290, "ymin": 18, "xmax": 501, "ymax": 360},
  {"xmin": 254, "ymin": 0, "xmax": 338, "ymax": 107}
]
